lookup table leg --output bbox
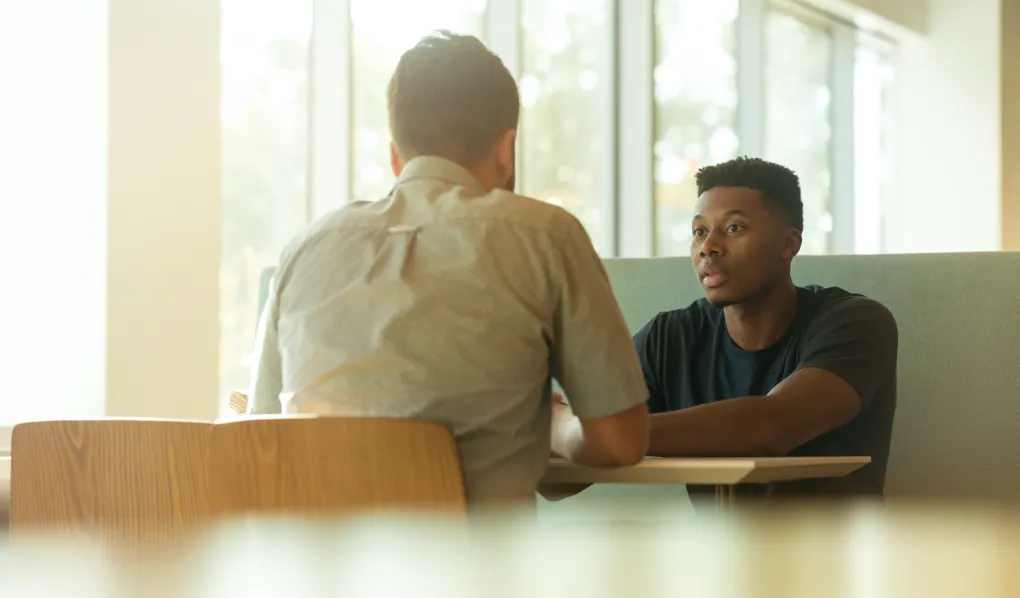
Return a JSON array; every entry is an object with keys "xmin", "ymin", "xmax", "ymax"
[{"xmin": 715, "ymin": 485, "xmax": 735, "ymax": 507}]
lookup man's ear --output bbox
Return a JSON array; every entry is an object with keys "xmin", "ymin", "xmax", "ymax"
[
  {"xmin": 494, "ymin": 128, "xmax": 516, "ymax": 190},
  {"xmin": 782, "ymin": 229, "xmax": 803, "ymax": 260},
  {"xmin": 390, "ymin": 142, "xmax": 404, "ymax": 177}
]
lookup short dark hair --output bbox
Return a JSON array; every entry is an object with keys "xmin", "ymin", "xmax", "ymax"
[
  {"xmin": 695, "ymin": 157, "xmax": 804, "ymax": 232},
  {"xmin": 387, "ymin": 31, "xmax": 520, "ymax": 167}
]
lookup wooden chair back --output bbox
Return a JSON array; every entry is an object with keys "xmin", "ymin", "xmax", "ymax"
[
  {"xmin": 9, "ymin": 419, "xmax": 212, "ymax": 543},
  {"xmin": 209, "ymin": 416, "xmax": 466, "ymax": 515}
]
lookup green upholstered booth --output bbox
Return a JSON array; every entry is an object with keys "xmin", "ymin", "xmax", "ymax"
[
  {"xmin": 258, "ymin": 251, "xmax": 1020, "ymax": 503},
  {"xmin": 602, "ymin": 252, "xmax": 1020, "ymax": 501}
]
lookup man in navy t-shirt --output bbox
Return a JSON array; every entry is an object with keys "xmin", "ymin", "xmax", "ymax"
[{"xmin": 634, "ymin": 157, "xmax": 897, "ymax": 500}]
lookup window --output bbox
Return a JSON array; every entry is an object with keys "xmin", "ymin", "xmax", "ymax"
[
  {"xmin": 220, "ymin": 0, "xmax": 313, "ymax": 403},
  {"xmin": 767, "ymin": 8, "xmax": 828, "ymax": 254},
  {"xmin": 350, "ymin": 0, "xmax": 487, "ymax": 203},
  {"xmin": 653, "ymin": 0, "xmax": 739, "ymax": 257},
  {"xmin": 854, "ymin": 38, "xmax": 896, "ymax": 254},
  {"xmin": 519, "ymin": 0, "xmax": 613, "ymax": 254},
  {"xmin": 764, "ymin": 9, "xmax": 834, "ymax": 255}
]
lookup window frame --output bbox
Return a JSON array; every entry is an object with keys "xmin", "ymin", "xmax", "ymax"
[
  {"xmin": 305, "ymin": 0, "xmax": 891, "ymax": 257},
  {"xmin": 853, "ymin": 30, "xmax": 898, "ymax": 254},
  {"xmin": 309, "ymin": 0, "xmax": 352, "ymax": 219},
  {"xmin": 615, "ymin": 0, "xmax": 654, "ymax": 257},
  {"xmin": 512, "ymin": 0, "xmax": 620, "ymax": 255},
  {"xmin": 765, "ymin": 0, "xmax": 858, "ymax": 255}
]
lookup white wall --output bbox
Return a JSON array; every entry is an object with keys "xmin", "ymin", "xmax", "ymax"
[
  {"xmin": 105, "ymin": 0, "xmax": 221, "ymax": 420},
  {"xmin": 846, "ymin": 0, "xmax": 927, "ymax": 33},
  {"xmin": 0, "ymin": 0, "xmax": 221, "ymax": 430},
  {"xmin": 0, "ymin": 0, "xmax": 109, "ymax": 424},
  {"xmin": 886, "ymin": 0, "xmax": 1002, "ymax": 253},
  {"xmin": 817, "ymin": 0, "xmax": 927, "ymax": 34},
  {"xmin": 818, "ymin": 0, "xmax": 1006, "ymax": 253}
]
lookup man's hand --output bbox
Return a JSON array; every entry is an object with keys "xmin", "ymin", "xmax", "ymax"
[
  {"xmin": 550, "ymin": 392, "xmax": 573, "ymax": 458},
  {"xmin": 543, "ymin": 391, "xmax": 595, "ymax": 500}
]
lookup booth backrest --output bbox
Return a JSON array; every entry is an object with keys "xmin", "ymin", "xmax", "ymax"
[{"xmin": 604, "ymin": 253, "xmax": 1020, "ymax": 500}]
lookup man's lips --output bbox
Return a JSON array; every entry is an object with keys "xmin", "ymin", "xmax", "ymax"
[{"xmin": 699, "ymin": 267, "xmax": 728, "ymax": 288}]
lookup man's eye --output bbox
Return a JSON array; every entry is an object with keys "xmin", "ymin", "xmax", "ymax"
[
  {"xmin": 692, "ymin": 228, "xmax": 706, "ymax": 237},
  {"xmin": 726, "ymin": 224, "xmax": 743, "ymax": 233}
]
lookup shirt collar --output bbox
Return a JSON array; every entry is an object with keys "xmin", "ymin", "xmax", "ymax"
[{"xmin": 395, "ymin": 156, "xmax": 485, "ymax": 192}]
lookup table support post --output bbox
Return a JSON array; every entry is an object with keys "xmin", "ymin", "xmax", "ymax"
[{"xmin": 715, "ymin": 485, "xmax": 735, "ymax": 507}]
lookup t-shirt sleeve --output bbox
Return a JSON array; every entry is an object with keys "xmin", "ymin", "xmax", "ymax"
[
  {"xmin": 798, "ymin": 297, "xmax": 898, "ymax": 410},
  {"xmin": 633, "ymin": 316, "xmax": 669, "ymax": 414},
  {"xmin": 550, "ymin": 214, "xmax": 649, "ymax": 419}
]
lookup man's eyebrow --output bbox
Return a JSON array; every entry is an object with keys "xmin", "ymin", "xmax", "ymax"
[{"xmin": 692, "ymin": 209, "xmax": 751, "ymax": 221}]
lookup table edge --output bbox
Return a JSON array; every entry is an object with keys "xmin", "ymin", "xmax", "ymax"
[{"xmin": 542, "ymin": 456, "xmax": 872, "ymax": 485}]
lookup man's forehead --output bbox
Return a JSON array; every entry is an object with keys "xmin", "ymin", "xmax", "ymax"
[{"xmin": 694, "ymin": 186, "xmax": 767, "ymax": 216}]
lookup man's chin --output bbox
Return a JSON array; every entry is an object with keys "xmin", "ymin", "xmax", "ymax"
[{"xmin": 703, "ymin": 289, "xmax": 735, "ymax": 308}]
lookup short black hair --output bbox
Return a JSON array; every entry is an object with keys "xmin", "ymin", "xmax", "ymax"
[
  {"xmin": 387, "ymin": 31, "xmax": 520, "ymax": 167},
  {"xmin": 695, "ymin": 157, "xmax": 803, "ymax": 232}
]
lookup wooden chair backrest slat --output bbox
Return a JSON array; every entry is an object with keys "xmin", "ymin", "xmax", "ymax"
[
  {"xmin": 10, "ymin": 419, "xmax": 212, "ymax": 543},
  {"xmin": 209, "ymin": 416, "xmax": 467, "ymax": 515}
]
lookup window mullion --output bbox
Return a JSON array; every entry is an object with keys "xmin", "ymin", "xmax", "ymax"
[
  {"xmin": 737, "ymin": 0, "xmax": 765, "ymax": 158},
  {"xmin": 485, "ymin": 0, "xmax": 521, "ymax": 76},
  {"xmin": 308, "ymin": 0, "xmax": 352, "ymax": 217},
  {"xmin": 830, "ymin": 22, "xmax": 856, "ymax": 254},
  {"xmin": 617, "ymin": 0, "xmax": 654, "ymax": 257}
]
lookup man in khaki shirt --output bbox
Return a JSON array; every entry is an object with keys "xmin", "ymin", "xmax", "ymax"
[{"xmin": 250, "ymin": 31, "xmax": 649, "ymax": 506}]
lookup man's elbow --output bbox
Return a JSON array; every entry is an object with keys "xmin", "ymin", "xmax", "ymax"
[
  {"xmin": 585, "ymin": 403, "xmax": 650, "ymax": 467},
  {"xmin": 608, "ymin": 437, "xmax": 649, "ymax": 467}
]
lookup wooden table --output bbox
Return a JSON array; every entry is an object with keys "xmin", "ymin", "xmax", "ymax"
[
  {"xmin": 541, "ymin": 456, "xmax": 871, "ymax": 504},
  {"xmin": 2, "ymin": 503, "xmax": 1019, "ymax": 597}
]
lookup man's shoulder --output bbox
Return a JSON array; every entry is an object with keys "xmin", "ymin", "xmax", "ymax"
[
  {"xmin": 800, "ymin": 285, "xmax": 897, "ymax": 333},
  {"xmin": 270, "ymin": 202, "xmax": 387, "ymax": 285},
  {"xmin": 276, "ymin": 206, "xmax": 357, "ymax": 264},
  {"xmin": 275, "ymin": 190, "xmax": 584, "ymax": 278},
  {"xmin": 402, "ymin": 183, "xmax": 583, "ymax": 240},
  {"xmin": 475, "ymin": 189, "xmax": 584, "ymax": 237}
]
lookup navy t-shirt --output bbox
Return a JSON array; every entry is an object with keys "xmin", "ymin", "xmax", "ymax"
[{"xmin": 633, "ymin": 285, "xmax": 898, "ymax": 498}]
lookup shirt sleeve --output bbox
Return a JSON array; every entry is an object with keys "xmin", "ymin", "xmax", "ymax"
[
  {"xmin": 797, "ymin": 297, "xmax": 898, "ymax": 410},
  {"xmin": 248, "ymin": 278, "xmax": 284, "ymax": 415},
  {"xmin": 633, "ymin": 315, "xmax": 669, "ymax": 414},
  {"xmin": 549, "ymin": 214, "xmax": 649, "ymax": 419}
]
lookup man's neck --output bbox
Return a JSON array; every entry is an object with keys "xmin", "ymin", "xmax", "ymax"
[{"xmin": 723, "ymin": 281, "xmax": 799, "ymax": 351}]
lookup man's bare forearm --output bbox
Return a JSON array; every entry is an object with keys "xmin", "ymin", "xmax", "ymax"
[
  {"xmin": 648, "ymin": 396, "xmax": 794, "ymax": 457},
  {"xmin": 551, "ymin": 407, "xmax": 649, "ymax": 468},
  {"xmin": 551, "ymin": 416, "xmax": 627, "ymax": 468}
]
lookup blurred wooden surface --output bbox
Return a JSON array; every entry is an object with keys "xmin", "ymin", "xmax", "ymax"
[
  {"xmin": 0, "ymin": 456, "xmax": 9, "ymax": 529},
  {"xmin": 2, "ymin": 503, "xmax": 1020, "ymax": 597},
  {"xmin": 2, "ymin": 437, "xmax": 873, "ymax": 526},
  {"xmin": 542, "ymin": 456, "xmax": 870, "ymax": 485},
  {"xmin": 209, "ymin": 416, "xmax": 466, "ymax": 516},
  {"xmin": 9, "ymin": 419, "xmax": 212, "ymax": 541}
]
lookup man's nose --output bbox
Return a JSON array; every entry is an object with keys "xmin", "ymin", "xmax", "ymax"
[{"xmin": 699, "ymin": 230, "xmax": 724, "ymax": 257}]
